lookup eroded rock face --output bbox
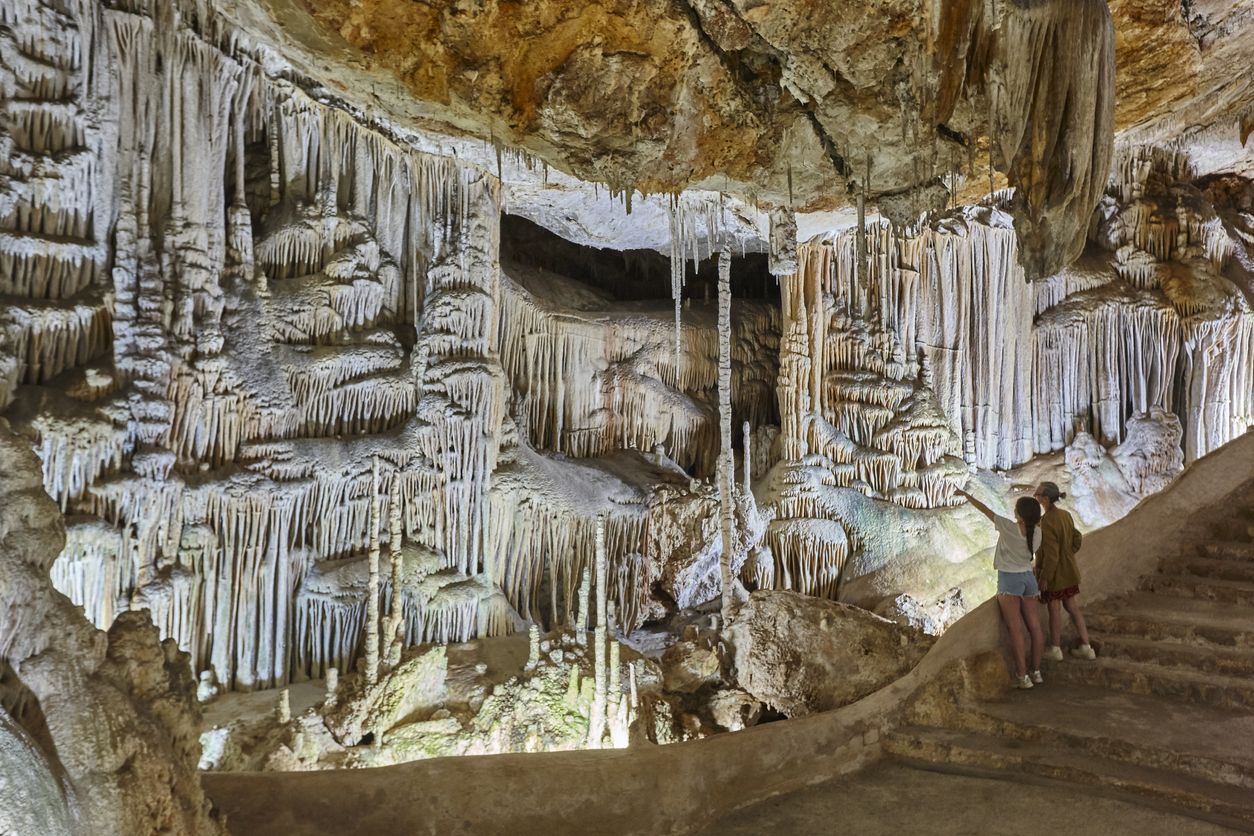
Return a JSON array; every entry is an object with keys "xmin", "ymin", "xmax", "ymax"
[
  {"xmin": 1112, "ymin": 0, "xmax": 1254, "ymax": 153},
  {"xmin": 0, "ymin": 707, "xmax": 72, "ymax": 836},
  {"xmin": 0, "ymin": 420, "xmax": 224, "ymax": 835},
  {"xmin": 727, "ymin": 590, "xmax": 931, "ymax": 717}
]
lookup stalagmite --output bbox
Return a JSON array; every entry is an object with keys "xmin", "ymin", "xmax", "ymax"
[
  {"xmin": 326, "ymin": 667, "xmax": 340, "ymax": 708},
  {"xmin": 608, "ymin": 627, "xmax": 621, "ymax": 712},
  {"xmin": 527, "ymin": 623, "xmax": 541, "ymax": 670},
  {"xmin": 276, "ymin": 688, "xmax": 292, "ymax": 723},
  {"xmin": 385, "ymin": 476, "xmax": 405, "ymax": 668},
  {"xmin": 717, "ymin": 250, "xmax": 735, "ymax": 623},
  {"xmin": 607, "ymin": 604, "xmax": 627, "ymax": 748},
  {"xmin": 742, "ymin": 419, "xmax": 752, "ymax": 493},
  {"xmin": 587, "ymin": 514, "xmax": 608, "ymax": 749},
  {"xmin": 365, "ymin": 456, "xmax": 382, "ymax": 686},
  {"xmin": 575, "ymin": 567, "xmax": 590, "ymax": 646}
]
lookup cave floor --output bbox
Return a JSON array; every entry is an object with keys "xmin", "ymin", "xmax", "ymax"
[{"xmin": 694, "ymin": 761, "xmax": 1240, "ymax": 836}]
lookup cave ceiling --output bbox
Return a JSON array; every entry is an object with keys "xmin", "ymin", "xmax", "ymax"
[{"xmin": 224, "ymin": 0, "xmax": 1254, "ymax": 275}]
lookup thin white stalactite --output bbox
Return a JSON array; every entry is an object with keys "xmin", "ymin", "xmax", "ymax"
[
  {"xmin": 365, "ymin": 455, "xmax": 381, "ymax": 686},
  {"xmin": 670, "ymin": 205, "xmax": 684, "ymax": 379},
  {"xmin": 717, "ymin": 250, "xmax": 735, "ymax": 624}
]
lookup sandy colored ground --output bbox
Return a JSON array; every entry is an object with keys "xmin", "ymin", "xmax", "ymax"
[{"xmin": 696, "ymin": 763, "xmax": 1241, "ymax": 836}]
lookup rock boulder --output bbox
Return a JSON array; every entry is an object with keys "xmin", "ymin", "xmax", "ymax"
[{"xmin": 727, "ymin": 590, "xmax": 931, "ymax": 717}]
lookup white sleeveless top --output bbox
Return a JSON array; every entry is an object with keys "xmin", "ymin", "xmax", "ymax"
[{"xmin": 992, "ymin": 515, "xmax": 1041, "ymax": 573}]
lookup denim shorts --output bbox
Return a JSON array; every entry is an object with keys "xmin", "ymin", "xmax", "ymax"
[{"xmin": 997, "ymin": 570, "xmax": 1040, "ymax": 598}]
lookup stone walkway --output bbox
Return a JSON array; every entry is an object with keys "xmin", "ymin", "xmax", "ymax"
[
  {"xmin": 696, "ymin": 761, "xmax": 1240, "ymax": 835},
  {"xmin": 877, "ymin": 493, "xmax": 1254, "ymax": 832}
]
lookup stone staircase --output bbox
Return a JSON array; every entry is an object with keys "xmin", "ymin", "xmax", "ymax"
[{"xmin": 885, "ymin": 493, "xmax": 1254, "ymax": 832}]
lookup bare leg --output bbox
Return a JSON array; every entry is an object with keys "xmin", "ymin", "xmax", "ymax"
[
  {"xmin": 1022, "ymin": 597, "xmax": 1045, "ymax": 671},
  {"xmin": 1047, "ymin": 599, "xmax": 1063, "ymax": 648},
  {"xmin": 1062, "ymin": 596, "xmax": 1091, "ymax": 646},
  {"xmin": 997, "ymin": 595, "xmax": 1027, "ymax": 677}
]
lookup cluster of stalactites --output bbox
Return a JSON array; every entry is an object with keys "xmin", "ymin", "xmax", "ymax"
[
  {"xmin": 776, "ymin": 229, "xmax": 967, "ymax": 510},
  {"xmin": 497, "ymin": 271, "xmax": 778, "ymax": 477},
  {"xmin": 780, "ymin": 218, "xmax": 1036, "ymax": 473},
  {"xmin": 1034, "ymin": 148, "xmax": 1254, "ymax": 458},
  {"xmin": 12, "ymin": 0, "xmax": 521, "ymax": 692},
  {"xmin": 485, "ymin": 486, "xmax": 652, "ymax": 635},
  {"xmin": 779, "ymin": 189, "xmax": 1254, "ymax": 475},
  {"xmin": 668, "ymin": 196, "xmax": 728, "ymax": 377}
]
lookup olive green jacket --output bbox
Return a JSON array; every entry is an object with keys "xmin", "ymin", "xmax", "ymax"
[{"xmin": 1035, "ymin": 506, "xmax": 1082, "ymax": 592}]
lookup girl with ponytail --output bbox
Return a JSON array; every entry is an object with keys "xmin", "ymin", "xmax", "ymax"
[{"xmin": 956, "ymin": 487, "xmax": 1046, "ymax": 689}]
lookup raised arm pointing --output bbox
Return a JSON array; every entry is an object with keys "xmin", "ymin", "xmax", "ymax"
[{"xmin": 955, "ymin": 487, "xmax": 995, "ymax": 521}]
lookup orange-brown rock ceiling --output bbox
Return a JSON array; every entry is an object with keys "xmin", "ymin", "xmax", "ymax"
[
  {"xmin": 299, "ymin": 0, "xmax": 1116, "ymax": 277},
  {"xmin": 312, "ymin": 0, "xmax": 778, "ymax": 194},
  {"xmin": 1111, "ymin": 0, "xmax": 1254, "ymax": 156}
]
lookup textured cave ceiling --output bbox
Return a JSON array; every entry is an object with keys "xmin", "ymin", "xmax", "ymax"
[
  {"xmin": 218, "ymin": 0, "xmax": 1254, "ymax": 277},
  {"xmin": 208, "ymin": 0, "xmax": 1126, "ymax": 276}
]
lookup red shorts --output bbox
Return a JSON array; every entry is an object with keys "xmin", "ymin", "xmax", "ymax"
[{"xmin": 1040, "ymin": 585, "xmax": 1079, "ymax": 603}]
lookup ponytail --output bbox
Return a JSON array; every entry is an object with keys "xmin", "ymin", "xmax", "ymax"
[{"xmin": 1015, "ymin": 496, "xmax": 1043, "ymax": 556}]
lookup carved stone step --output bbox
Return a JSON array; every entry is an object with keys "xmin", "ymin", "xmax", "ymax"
[
  {"xmin": 1176, "ymin": 556, "xmax": 1254, "ymax": 583},
  {"xmin": 1045, "ymin": 655, "xmax": 1254, "ymax": 712},
  {"xmin": 937, "ymin": 685, "xmax": 1254, "ymax": 790},
  {"xmin": 1201, "ymin": 540, "xmax": 1254, "ymax": 563},
  {"xmin": 1086, "ymin": 593, "xmax": 1254, "ymax": 652},
  {"xmin": 1095, "ymin": 634, "xmax": 1254, "ymax": 680},
  {"xmin": 884, "ymin": 726, "xmax": 1254, "ymax": 831},
  {"xmin": 1145, "ymin": 573, "xmax": 1254, "ymax": 607}
]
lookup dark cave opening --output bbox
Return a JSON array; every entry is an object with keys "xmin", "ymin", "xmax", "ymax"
[{"xmin": 500, "ymin": 213, "xmax": 780, "ymax": 303}]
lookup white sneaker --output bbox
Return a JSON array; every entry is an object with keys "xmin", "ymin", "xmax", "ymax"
[
  {"xmin": 1030, "ymin": 670, "xmax": 1044, "ymax": 685},
  {"xmin": 1044, "ymin": 646, "xmax": 1064, "ymax": 662},
  {"xmin": 1014, "ymin": 674, "xmax": 1034, "ymax": 689},
  {"xmin": 1070, "ymin": 644, "xmax": 1097, "ymax": 660}
]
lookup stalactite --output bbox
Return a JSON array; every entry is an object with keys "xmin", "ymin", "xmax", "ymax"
[
  {"xmin": 717, "ymin": 250, "xmax": 735, "ymax": 623},
  {"xmin": 670, "ymin": 204, "xmax": 685, "ymax": 378},
  {"xmin": 768, "ymin": 207, "xmax": 798, "ymax": 278},
  {"xmin": 856, "ymin": 176, "xmax": 867, "ymax": 316},
  {"xmin": 364, "ymin": 456, "xmax": 381, "ymax": 686}
]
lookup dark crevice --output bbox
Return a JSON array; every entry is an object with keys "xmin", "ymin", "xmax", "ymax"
[
  {"xmin": 673, "ymin": 0, "xmax": 852, "ymax": 187},
  {"xmin": 936, "ymin": 123, "xmax": 969, "ymax": 147}
]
